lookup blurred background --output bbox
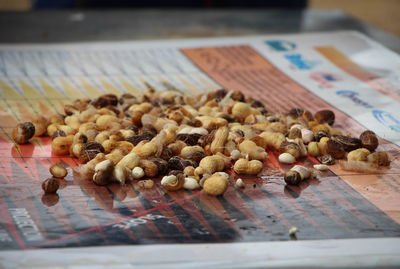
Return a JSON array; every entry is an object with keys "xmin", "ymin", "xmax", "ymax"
[{"xmin": 0, "ymin": 0, "xmax": 399, "ymax": 37}]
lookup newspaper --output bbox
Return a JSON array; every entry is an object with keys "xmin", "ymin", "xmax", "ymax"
[{"xmin": 0, "ymin": 31, "xmax": 399, "ymax": 254}]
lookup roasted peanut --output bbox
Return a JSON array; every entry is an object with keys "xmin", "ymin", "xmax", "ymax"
[
  {"xmin": 137, "ymin": 179, "xmax": 154, "ymax": 189},
  {"xmin": 198, "ymin": 155, "xmax": 225, "ymax": 175},
  {"xmin": 52, "ymin": 135, "xmax": 74, "ymax": 155},
  {"xmin": 183, "ymin": 166, "xmax": 195, "ymax": 177},
  {"xmin": 12, "ymin": 122, "xmax": 35, "ymax": 144},
  {"xmin": 326, "ymin": 139, "xmax": 345, "ymax": 159},
  {"xmin": 116, "ymin": 153, "xmax": 140, "ymax": 170},
  {"xmin": 183, "ymin": 177, "xmax": 200, "ymax": 190},
  {"xmin": 279, "ymin": 141, "xmax": 301, "ymax": 159},
  {"xmin": 210, "ymin": 126, "xmax": 229, "ymax": 154},
  {"xmin": 112, "ymin": 165, "xmax": 130, "ymax": 184},
  {"xmin": 260, "ymin": 131, "xmax": 285, "ymax": 150},
  {"xmin": 42, "ymin": 178, "xmax": 60, "ymax": 193},
  {"xmin": 131, "ymin": 141, "xmax": 157, "ymax": 158},
  {"xmin": 132, "ymin": 166, "xmax": 145, "ymax": 179},
  {"xmin": 238, "ymin": 140, "xmax": 268, "ymax": 160},
  {"xmin": 367, "ymin": 151, "xmax": 390, "ymax": 166},
  {"xmin": 318, "ymin": 137, "xmax": 330, "ymax": 155},
  {"xmin": 360, "ymin": 130, "xmax": 379, "ymax": 151},
  {"xmin": 314, "ymin": 110, "xmax": 335, "ymax": 125},
  {"xmin": 65, "ymin": 115, "xmax": 81, "ymax": 130},
  {"xmin": 347, "ymin": 148, "xmax": 370, "ymax": 162},
  {"xmin": 49, "ymin": 163, "xmax": 68, "ymax": 178},
  {"xmin": 203, "ymin": 173, "xmax": 229, "ymax": 196},
  {"xmin": 93, "ymin": 159, "xmax": 114, "ymax": 185},
  {"xmin": 32, "ymin": 115, "xmax": 49, "ymax": 137},
  {"xmin": 235, "ymin": 178, "xmax": 245, "ymax": 188},
  {"xmin": 139, "ymin": 160, "xmax": 158, "ymax": 177},
  {"xmin": 161, "ymin": 173, "xmax": 185, "ymax": 191},
  {"xmin": 180, "ymin": 145, "xmax": 204, "ymax": 158},
  {"xmin": 233, "ymin": 158, "xmax": 263, "ymax": 175},
  {"xmin": 278, "ymin": 153, "xmax": 296, "ymax": 164},
  {"xmin": 284, "ymin": 165, "xmax": 310, "ymax": 185},
  {"xmin": 307, "ymin": 142, "xmax": 320, "ymax": 157}
]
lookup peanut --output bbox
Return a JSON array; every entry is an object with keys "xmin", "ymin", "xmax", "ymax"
[
  {"xmin": 203, "ymin": 173, "xmax": 229, "ymax": 196},
  {"xmin": 233, "ymin": 158, "xmax": 263, "ymax": 175},
  {"xmin": 238, "ymin": 140, "xmax": 268, "ymax": 160},
  {"xmin": 198, "ymin": 155, "xmax": 225, "ymax": 175}
]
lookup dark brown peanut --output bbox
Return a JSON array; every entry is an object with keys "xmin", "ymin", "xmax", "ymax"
[
  {"xmin": 12, "ymin": 122, "xmax": 35, "ymax": 144},
  {"xmin": 85, "ymin": 141, "xmax": 105, "ymax": 153},
  {"xmin": 185, "ymin": 151, "xmax": 207, "ymax": 165},
  {"xmin": 326, "ymin": 139, "xmax": 345, "ymax": 159},
  {"xmin": 176, "ymin": 133, "xmax": 203, "ymax": 146},
  {"xmin": 318, "ymin": 154, "xmax": 335, "ymax": 165},
  {"xmin": 150, "ymin": 158, "xmax": 169, "ymax": 176},
  {"xmin": 360, "ymin": 130, "xmax": 379, "ymax": 151},
  {"xmin": 91, "ymin": 94, "xmax": 118, "ymax": 108},
  {"xmin": 126, "ymin": 131, "xmax": 155, "ymax": 146},
  {"xmin": 79, "ymin": 149, "xmax": 101, "ymax": 163},
  {"xmin": 168, "ymin": 156, "xmax": 196, "ymax": 171},
  {"xmin": 52, "ymin": 130, "xmax": 66, "ymax": 140},
  {"xmin": 42, "ymin": 178, "xmax": 60, "ymax": 193},
  {"xmin": 314, "ymin": 110, "xmax": 335, "ymax": 125},
  {"xmin": 284, "ymin": 171, "xmax": 302, "ymax": 185},
  {"xmin": 331, "ymin": 135, "xmax": 361, "ymax": 152}
]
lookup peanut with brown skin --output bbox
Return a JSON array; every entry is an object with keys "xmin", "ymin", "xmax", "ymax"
[
  {"xmin": 314, "ymin": 110, "xmax": 335, "ymax": 125},
  {"xmin": 367, "ymin": 151, "xmax": 390, "ymax": 166},
  {"xmin": 12, "ymin": 122, "xmax": 35, "ymax": 144},
  {"xmin": 42, "ymin": 178, "xmax": 60, "ymax": 193},
  {"xmin": 93, "ymin": 159, "xmax": 114, "ymax": 186},
  {"xmin": 360, "ymin": 130, "xmax": 379, "ymax": 151}
]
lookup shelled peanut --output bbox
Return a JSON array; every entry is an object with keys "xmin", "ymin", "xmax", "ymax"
[{"xmin": 12, "ymin": 89, "xmax": 391, "ymax": 193}]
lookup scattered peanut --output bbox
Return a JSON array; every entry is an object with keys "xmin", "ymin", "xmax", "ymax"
[
  {"xmin": 13, "ymin": 89, "xmax": 389, "ymax": 193},
  {"xmin": 49, "ymin": 163, "xmax": 68, "ymax": 178},
  {"xmin": 42, "ymin": 178, "xmax": 60, "ymax": 193},
  {"xmin": 183, "ymin": 177, "xmax": 201, "ymax": 190},
  {"xmin": 203, "ymin": 173, "xmax": 229, "ymax": 196},
  {"xmin": 313, "ymin": 164, "xmax": 329, "ymax": 171},
  {"xmin": 12, "ymin": 122, "xmax": 35, "ymax": 144},
  {"xmin": 278, "ymin": 153, "xmax": 296, "ymax": 164},
  {"xmin": 233, "ymin": 158, "xmax": 263, "ymax": 175},
  {"xmin": 284, "ymin": 165, "xmax": 310, "ymax": 185},
  {"xmin": 235, "ymin": 178, "xmax": 245, "ymax": 188},
  {"xmin": 137, "ymin": 179, "xmax": 154, "ymax": 189},
  {"xmin": 93, "ymin": 159, "xmax": 114, "ymax": 186},
  {"xmin": 367, "ymin": 151, "xmax": 390, "ymax": 166},
  {"xmin": 132, "ymin": 167, "xmax": 145, "ymax": 179},
  {"xmin": 161, "ymin": 174, "xmax": 185, "ymax": 191},
  {"xmin": 347, "ymin": 148, "xmax": 370, "ymax": 162},
  {"xmin": 307, "ymin": 142, "xmax": 320, "ymax": 157}
]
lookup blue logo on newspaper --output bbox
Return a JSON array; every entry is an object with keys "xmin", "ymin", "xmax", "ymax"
[
  {"xmin": 284, "ymin": 54, "xmax": 320, "ymax": 70},
  {"xmin": 265, "ymin": 40, "xmax": 296, "ymax": 52},
  {"xmin": 310, "ymin": 72, "xmax": 341, "ymax": 88},
  {"xmin": 336, "ymin": 90, "xmax": 373, "ymax": 108},
  {"xmin": 372, "ymin": 110, "xmax": 400, "ymax": 132}
]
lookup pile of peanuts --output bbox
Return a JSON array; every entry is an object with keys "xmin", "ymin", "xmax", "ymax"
[{"xmin": 12, "ymin": 88, "xmax": 390, "ymax": 195}]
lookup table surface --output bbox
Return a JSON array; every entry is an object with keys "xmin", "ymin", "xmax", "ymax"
[{"xmin": 0, "ymin": 9, "xmax": 399, "ymax": 53}]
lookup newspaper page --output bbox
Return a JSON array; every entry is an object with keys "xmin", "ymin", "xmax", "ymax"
[{"xmin": 0, "ymin": 31, "xmax": 399, "ymax": 252}]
